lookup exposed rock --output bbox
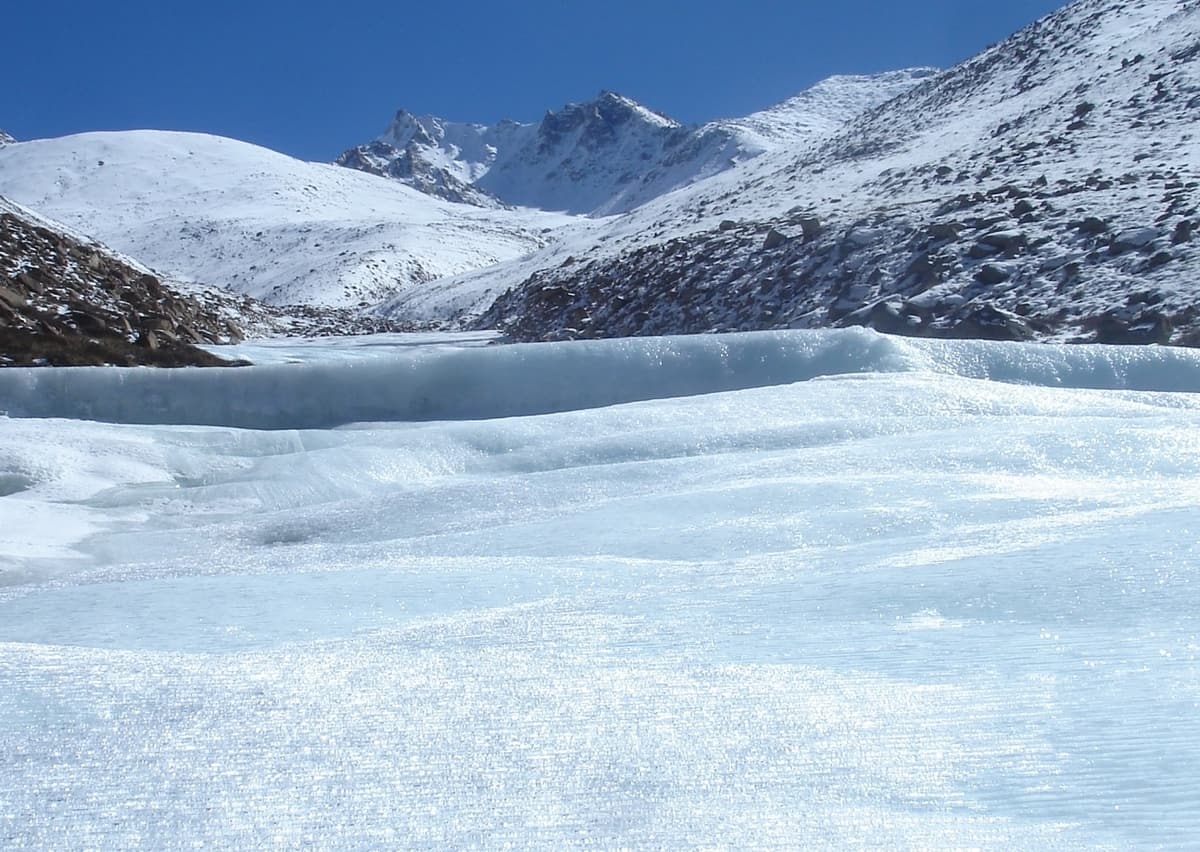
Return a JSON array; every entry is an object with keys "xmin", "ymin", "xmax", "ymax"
[
  {"xmin": 952, "ymin": 305, "xmax": 1034, "ymax": 341},
  {"xmin": 1076, "ymin": 217, "xmax": 1109, "ymax": 235},
  {"xmin": 762, "ymin": 228, "xmax": 789, "ymax": 250},
  {"xmin": 793, "ymin": 215, "xmax": 823, "ymax": 240},
  {"xmin": 977, "ymin": 231, "xmax": 1027, "ymax": 254},
  {"xmin": 0, "ymin": 198, "xmax": 248, "ymax": 367},
  {"xmin": 976, "ymin": 263, "xmax": 1013, "ymax": 285},
  {"xmin": 1109, "ymin": 227, "xmax": 1161, "ymax": 254},
  {"xmin": 1091, "ymin": 310, "xmax": 1173, "ymax": 345},
  {"xmin": 927, "ymin": 222, "xmax": 964, "ymax": 241}
]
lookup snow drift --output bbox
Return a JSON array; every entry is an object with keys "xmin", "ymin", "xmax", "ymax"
[{"xmin": 2, "ymin": 330, "xmax": 1199, "ymax": 429}]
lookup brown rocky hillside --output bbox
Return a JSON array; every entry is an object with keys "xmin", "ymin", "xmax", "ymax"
[{"xmin": 0, "ymin": 197, "xmax": 249, "ymax": 366}]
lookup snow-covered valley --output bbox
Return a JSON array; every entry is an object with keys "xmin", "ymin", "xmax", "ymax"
[
  {"xmin": 3, "ymin": 0, "xmax": 1200, "ymax": 845},
  {"xmin": 2, "ymin": 331, "xmax": 1199, "ymax": 847},
  {"xmin": 4, "ymin": 1, "xmax": 1197, "ymax": 344}
]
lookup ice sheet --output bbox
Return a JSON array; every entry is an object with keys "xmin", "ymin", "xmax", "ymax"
[{"xmin": 1, "ymin": 333, "xmax": 1198, "ymax": 848}]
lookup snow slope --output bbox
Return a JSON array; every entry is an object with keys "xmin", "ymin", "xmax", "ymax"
[
  {"xmin": 0, "ymin": 131, "xmax": 578, "ymax": 308},
  {"xmin": 2, "ymin": 332, "xmax": 1200, "ymax": 847},
  {"xmin": 711, "ymin": 68, "xmax": 940, "ymax": 153},
  {"xmin": 339, "ymin": 72, "xmax": 936, "ymax": 217}
]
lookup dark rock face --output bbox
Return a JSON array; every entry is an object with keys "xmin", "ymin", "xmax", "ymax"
[
  {"xmin": 0, "ymin": 205, "xmax": 247, "ymax": 367},
  {"xmin": 1090, "ymin": 310, "xmax": 1174, "ymax": 345},
  {"xmin": 762, "ymin": 228, "xmax": 789, "ymax": 250},
  {"xmin": 335, "ymin": 141, "xmax": 503, "ymax": 208}
]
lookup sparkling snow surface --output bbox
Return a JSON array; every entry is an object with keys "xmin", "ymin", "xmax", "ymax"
[{"xmin": 2, "ymin": 331, "xmax": 1199, "ymax": 849}]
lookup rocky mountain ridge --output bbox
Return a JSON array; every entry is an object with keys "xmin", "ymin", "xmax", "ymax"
[
  {"xmin": 469, "ymin": 0, "xmax": 1200, "ymax": 347},
  {"xmin": 337, "ymin": 72, "xmax": 936, "ymax": 216}
]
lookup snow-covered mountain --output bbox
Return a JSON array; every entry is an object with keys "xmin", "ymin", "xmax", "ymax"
[
  {"xmin": 4, "ymin": 0, "xmax": 1197, "ymax": 346},
  {"xmin": 0, "ymin": 131, "xmax": 577, "ymax": 308},
  {"xmin": 337, "ymin": 71, "xmax": 937, "ymax": 216},
  {"xmin": 463, "ymin": 0, "xmax": 1200, "ymax": 346},
  {"xmin": 0, "ymin": 130, "xmax": 14, "ymax": 147}
]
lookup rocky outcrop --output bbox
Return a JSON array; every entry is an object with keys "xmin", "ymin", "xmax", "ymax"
[
  {"xmin": 336, "ymin": 140, "xmax": 504, "ymax": 208},
  {"xmin": 0, "ymin": 130, "xmax": 13, "ymax": 147},
  {"xmin": 0, "ymin": 198, "xmax": 248, "ymax": 367}
]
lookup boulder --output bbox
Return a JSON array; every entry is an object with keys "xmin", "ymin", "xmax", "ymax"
[
  {"xmin": 1093, "ymin": 311, "xmax": 1173, "ymax": 345},
  {"xmin": 843, "ymin": 227, "xmax": 882, "ymax": 249},
  {"xmin": 926, "ymin": 222, "xmax": 964, "ymax": 241},
  {"xmin": 794, "ymin": 215, "xmax": 823, "ymax": 241},
  {"xmin": 866, "ymin": 301, "xmax": 928, "ymax": 336},
  {"xmin": 952, "ymin": 305, "xmax": 1034, "ymax": 341},
  {"xmin": 969, "ymin": 242, "xmax": 1001, "ymax": 259},
  {"xmin": 1039, "ymin": 254, "xmax": 1080, "ymax": 273},
  {"xmin": 762, "ymin": 228, "xmax": 789, "ymax": 250},
  {"xmin": 1109, "ymin": 227, "xmax": 1160, "ymax": 254},
  {"xmin": 976, "ymin": 263, "xmax": 1013, "ymax": 285},
  {"xmin": 977, "ymin": 230, "xmax": 1027, "ymax": 254},
  {"xmin": 0, "ymin": 286, "xmax": 26, "ymax": 309}
]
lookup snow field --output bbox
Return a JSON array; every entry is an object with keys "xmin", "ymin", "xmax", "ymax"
[{"xmin": 1, "ymin": 333, "xmax": 1199, "ymax": 847}]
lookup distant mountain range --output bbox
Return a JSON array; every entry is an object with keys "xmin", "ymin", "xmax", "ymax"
[
  {"xmin": 3, "ymin": 0, "xmax": 1200, "ymax": 350},
  {"xmin": 336, "ymin": 71, "xmax": 936, "ymax": 215},
  {"xmin": 464, "ymin": 0, "xmax": 1200, "ymax": 346}
]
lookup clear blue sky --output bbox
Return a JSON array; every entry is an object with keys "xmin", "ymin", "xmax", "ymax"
[{"xmin": 4, "ymin": 0, "xmax": 1067, "ymax": 161}]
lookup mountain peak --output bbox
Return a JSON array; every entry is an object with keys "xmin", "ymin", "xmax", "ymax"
[
  {"xmin": 546, "ymin": 90, "xmax": 681, "ymax": 131},
  {"xmin": 0, "ymin": 130, "xmax": 14, "ymax": 146},
  {"xmin": 336, "ymin": 71, "xmax": 933, "ymax": 215}
]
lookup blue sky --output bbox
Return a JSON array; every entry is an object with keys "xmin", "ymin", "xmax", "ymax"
[{"xmin": 4, "ymin": 0, "xmax": 1066, "ymax": 161}]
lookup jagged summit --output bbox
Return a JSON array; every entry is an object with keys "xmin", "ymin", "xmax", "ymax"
[
  {"xmin": 337, "ymin": 73, "xmax": 934, "ymax": 216},
  {"xmin": 0, "ymin": 130, "xmax": 14, "ymax": 147},
  {"xmin": 557, "ymin": 90, "xmax": 681, "ymax": 130}
]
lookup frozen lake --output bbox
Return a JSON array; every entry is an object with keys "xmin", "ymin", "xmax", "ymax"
[{"xmin": 1, "ymin": 329, "xmax": 1198, "ymax": 848}]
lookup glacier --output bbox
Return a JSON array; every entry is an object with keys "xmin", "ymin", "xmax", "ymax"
[{"xmin": 1, "ymin": 330, "xmax": 1199, "ymax": 848}]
